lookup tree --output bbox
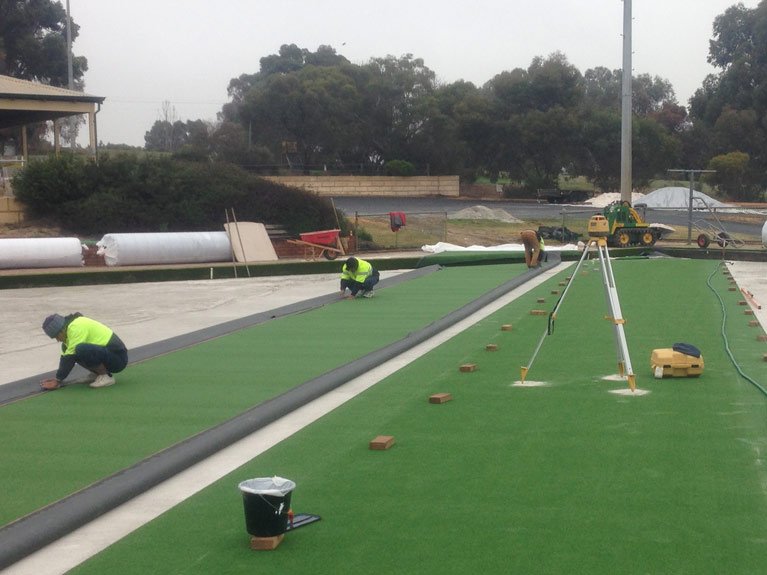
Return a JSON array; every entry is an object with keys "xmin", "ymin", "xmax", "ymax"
[
  {"xmin": 0, "ymin": 0, "xmax": 87, "ymax": 86},
  {"xmin": 687, "ymin": 2, "xmax": 767, "ymax": 197},
  {"xmin": 706, "ymin": 151, "xmax": 761, "ymax": 200}
]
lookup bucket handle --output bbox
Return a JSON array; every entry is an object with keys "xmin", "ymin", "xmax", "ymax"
[{"xmin": 257, "ymin": 493, "xmax": 285, "ymax": 516}]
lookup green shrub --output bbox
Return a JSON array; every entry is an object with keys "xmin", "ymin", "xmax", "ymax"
[
  {"xmin": 13, "ymin": 154, "xmax": 347, "ymax": 236},
  {"xmin": 384, "ymin": 159, "xmax": 415, "ymax": 176}
]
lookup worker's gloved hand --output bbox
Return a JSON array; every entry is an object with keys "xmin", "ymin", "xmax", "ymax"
[{"xmin": 40, "ymin": 378, "xmax": 60, "ymax": 390}]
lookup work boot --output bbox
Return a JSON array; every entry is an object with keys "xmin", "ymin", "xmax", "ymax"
[
  {"xmin": 362, "ymin": 290, "xmax": 374, "ymax": 298},
  {"xmin": 90, "ymin": 374, "xmax": 116, "ymax": 388}
]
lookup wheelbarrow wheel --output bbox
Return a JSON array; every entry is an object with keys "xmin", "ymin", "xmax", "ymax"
[
  {"xmin": 323, "ymin": 249, "xmax": 339, "ymax": 260},
  {"xmin": 696, "ymin": 233, "xmax": 710, "ymax": 248}
]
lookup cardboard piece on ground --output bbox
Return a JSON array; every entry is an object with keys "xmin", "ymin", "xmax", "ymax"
[
  {"xmin": 250, "ymin": 534, "xmax": 284, "ymax": 550},
  {"xmin": 370, "ymin": 435, "xmax": 395, "ymax": 450},
  {"xmin": 224, "ymin": 222, "xmax": 278, "ymax": 262},
  {"xmin": 429, "ymin": 393, "xmax": 453, "ymax": 404}
]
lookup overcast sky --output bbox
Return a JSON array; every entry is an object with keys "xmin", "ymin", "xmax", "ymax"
[{"xmin": 71, "ymin": 0, "xmax": 757, "ymax": 147}]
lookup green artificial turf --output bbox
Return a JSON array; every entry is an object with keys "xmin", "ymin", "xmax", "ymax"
[
  {"xmin": 69, "ymin": 257, "xmax": 767, "ymax": 575},
  {"xmin": 0, "ymin": 265, "xmax": 526, "ymax": 527}
]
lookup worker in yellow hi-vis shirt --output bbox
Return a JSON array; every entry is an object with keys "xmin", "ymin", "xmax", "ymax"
[
  {"xmin": 40, "ymin": 312, "xmax": 128, "ymax": 390},
  {"xmin": 340, "ymin": 257, "xmax": 380, "ymax": 299}
]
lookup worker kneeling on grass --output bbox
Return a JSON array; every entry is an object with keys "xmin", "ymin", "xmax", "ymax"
[
  {"xmin": 340, "ymin": 257, "xmax": 379, "ymax": 299},
  {"xmin": 40, "ymin": 313, "xmax": 128, "ymax": 390}
]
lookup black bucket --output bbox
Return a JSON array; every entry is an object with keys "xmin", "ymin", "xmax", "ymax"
[{"xmin": 238, "ymin": 477, "xmax": 296, "ymax": 537}]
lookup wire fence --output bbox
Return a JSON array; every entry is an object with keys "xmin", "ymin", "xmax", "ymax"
[{"xmin": 348, "ymin": 204, "xmax": 767, "ymax": 252}]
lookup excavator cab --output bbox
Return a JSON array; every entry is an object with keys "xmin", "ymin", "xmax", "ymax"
[{"xmin": 602, "ymin": 201, "xmax": 658, "ymax": 247}]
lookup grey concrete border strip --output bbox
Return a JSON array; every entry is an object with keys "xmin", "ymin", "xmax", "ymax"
[{"xmin": 0, "ymin": 257, "xmax": 558, "ymax": 569}]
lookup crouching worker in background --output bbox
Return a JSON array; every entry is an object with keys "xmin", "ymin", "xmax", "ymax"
[
  {"xmin": 520, "ymin": 229, "xmax": 544, "ymax": 268},
  {"xmin": 340, "ymin": 257, "xmax": 380, "ymax": 299},
  {"xmin": 40, "ymin": 313, "xmax": 128, "ymax": 390}
]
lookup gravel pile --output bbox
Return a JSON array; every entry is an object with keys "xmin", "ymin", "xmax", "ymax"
[{"xmin": 448, "ymin": 205, "xmax": 523, "ymax": 223}]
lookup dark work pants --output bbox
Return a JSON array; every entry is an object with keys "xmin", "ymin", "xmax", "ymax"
[
  {"xmin": 341, "ymin": 270, "xmax": 380, "ymax": 295},
  {"xmin": 74, "ymin": 343, "xmax": 128, "ymax": 374}
]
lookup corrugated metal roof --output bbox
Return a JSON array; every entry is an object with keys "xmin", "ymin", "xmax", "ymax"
[{"xmin": 0, "ymin": 74, "xmax": 103, "ymax": 102}]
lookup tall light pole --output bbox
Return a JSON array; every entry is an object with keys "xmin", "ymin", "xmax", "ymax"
[
  {"xmin": 620, "ymin": 0, "xmax": 632, "ymax": 203},
  {"xmin": 65, "ymin": 0, "xmax": 75, "ymax": 149}
]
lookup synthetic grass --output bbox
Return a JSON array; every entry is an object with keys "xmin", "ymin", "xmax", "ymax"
[
  {"xmin": 69, "ymin": 257, "xmax": 767, "ymax": 574},
  {"xmin": 0, "ymin": 265, "xmax": 525, "ymax": 527}
]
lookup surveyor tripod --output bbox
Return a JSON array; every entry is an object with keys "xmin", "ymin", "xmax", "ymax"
[{"xmin": 520, "ymin": 220, "xmax": 637, "ymax": 392}]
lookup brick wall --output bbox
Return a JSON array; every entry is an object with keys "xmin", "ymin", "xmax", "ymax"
[
  {"xmin": 0, "ymin": 196, "xmax": 23, "ymax": 225},
  {"xmin": 263, "ymin": 175, "xmax": 459, "ymax": 197}
]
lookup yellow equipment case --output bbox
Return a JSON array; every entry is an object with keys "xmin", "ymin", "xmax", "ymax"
[{"xmin": 650, "ymin": 347, "xmax": 705, "ymax": 378}]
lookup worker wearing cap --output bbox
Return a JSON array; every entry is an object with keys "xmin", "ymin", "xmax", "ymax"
[
  {"xmin": 340, "ymin": 257, "xmax": 380, "ymax": 299},
  {"xmin": 520, "ymin": 229, "xmax": 543, "ymax": 268},
  {"xmin": 40, "ymin": 313, "xmax": 128, "ymax": 390}
]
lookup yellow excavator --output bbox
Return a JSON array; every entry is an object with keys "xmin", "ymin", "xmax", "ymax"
[{"xmin": 601, "ymin": 201, "xmax": 662, "ymax": 247}]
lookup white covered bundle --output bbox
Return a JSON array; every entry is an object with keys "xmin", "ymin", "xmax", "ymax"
[
  {"xmin": 97, "ymin": 232, "xmax": 231, "ymax": 266},
  {"xmin": 0, "ymin": 237, "xmax": 83, "ymax": 269}
]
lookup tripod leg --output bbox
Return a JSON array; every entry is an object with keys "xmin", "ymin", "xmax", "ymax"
[{"xmin": 596, "ymin": 241, "xmax": 636, "ymax": 391}]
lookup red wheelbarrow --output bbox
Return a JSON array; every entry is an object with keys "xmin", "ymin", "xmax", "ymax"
[{"xmin": 287, "ymin": 229, "xmax": 346, "ymax": 260}]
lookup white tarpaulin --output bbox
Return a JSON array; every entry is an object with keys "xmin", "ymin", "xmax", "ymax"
[
  {"xmin": 421, "ymin": 241, "xmax": 578, "ymax": 253},
  {"xmin": 97, "ymin": 232, "xmax": 231, "ymax": 266},
  {"xmin": 0, "ymin": 237, "xmax": 83, "ymax": 269}
]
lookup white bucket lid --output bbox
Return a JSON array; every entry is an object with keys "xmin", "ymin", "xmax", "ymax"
[{"xmin": 238, "ymin": 476, "xmax": 296, "ymax": 496}]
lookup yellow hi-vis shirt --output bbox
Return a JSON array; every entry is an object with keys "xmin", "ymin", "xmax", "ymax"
[
  {"xmin": 62, "ymin": 316, "xmax": 114, "ymax": 356},
  {"xmin": 340, "ymin": 258, "xmax": 374, "ymax": 283}
]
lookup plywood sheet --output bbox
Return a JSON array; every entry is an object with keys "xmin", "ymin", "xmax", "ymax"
[{"xmin": 224, "ymin": 222, "xmax": 278, "ymax": 262}]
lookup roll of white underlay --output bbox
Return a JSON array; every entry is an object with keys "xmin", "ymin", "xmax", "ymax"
[
  {"xmin": 96, "ymin": 232, "xmax": 232, "ymax": 266},
  {"xmin": 0, "ymin": 237, "xmax": 83, "ymax": 269}
]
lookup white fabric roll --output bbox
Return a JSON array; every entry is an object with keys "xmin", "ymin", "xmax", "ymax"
[
  {"xmin": 0, "ymin": 237, "xmax": 83, "ymax": 269},
  {"xmin": 97, "ymin": 232, "xmax": 232, "ymax": 266}
]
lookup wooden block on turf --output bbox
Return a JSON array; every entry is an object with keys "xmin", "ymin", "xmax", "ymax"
[
  {"xmin": 250, "ymin": 534, "xmax": 284, "ymax": 550},
  {"xmin": 559, "ymin": 281, "xmax": 567, "ymax": 286},
  {"xmin": 745, "ymin": 309, "xmax": 754, "ymax": 315},
  {"xmin": 738, "ymin": 300, "xmax": 748, "ymax": 306},
  {"xmin": 429, "ymin": 393, "xmax": 453, "ymax": 404},
  {"xmin": 758, "ymin": 334, "xmax": 767, "ymax": 342},
  {"xmin": 551, "ymin": 290, "xmax": 560, "ymax": 295},
  {"xmin": 486, "ymin": 344, "xmax": 498, "ymax": 351},
  {"xmin": 530, "ymin": 309, "xmax": 547, "ymax": 316},
  {"xmin": 728, "ymin": 287, "xmax": 737, "ymax": 291},
  {"xmin": 763, "ymin": 353, "xmax": 767, "ymax": 362},
  {"xmin": 459, "ymin": 363, "xmax": 477, "ymax": 372},
  {"xmin": 536, "ymin": 297, "xmax": 546, "ymax": 303},
  {"xmin": 501, "ymin": 324, "xmax": 513, "ymax": 331},
  {"xmin": 370, "ymin": 435, "xmax": 395, "ymax": 450},
  {"xmin": 749, "ymin": 320, "xmax": 760, "ymax": 327}
]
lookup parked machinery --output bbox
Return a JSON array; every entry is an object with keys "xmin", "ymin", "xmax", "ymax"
[{"xmin": 602, "ymin": 201, "xmax": 659, "ymax": 247}]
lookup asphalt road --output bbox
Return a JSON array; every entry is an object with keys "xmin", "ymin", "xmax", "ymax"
[{"xmin": 331, "ymin": 196, "xmax": 766, "ymax": 239}]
